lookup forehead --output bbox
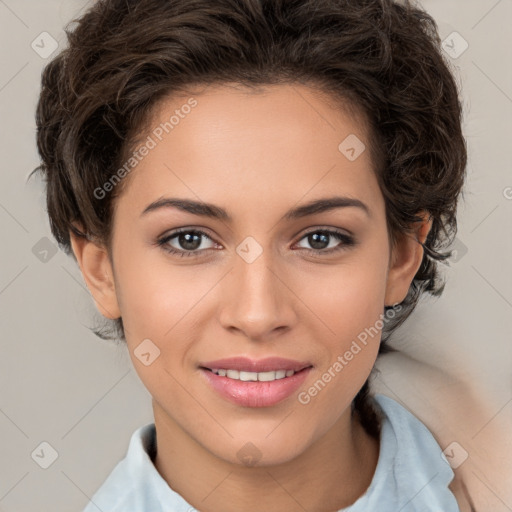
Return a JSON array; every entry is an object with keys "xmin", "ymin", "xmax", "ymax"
[{"xmin": 116, "ymin": 83, "xmax": 382, "ymax": 218}]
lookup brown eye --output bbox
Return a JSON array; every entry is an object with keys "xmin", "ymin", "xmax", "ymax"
[
  {"xmin": 157, "ymin": 229, "xmax": 217, "ymax": 257},
  {"xmin": 295, "ymin": 229, "xmax": 355, "ymax": 255}
]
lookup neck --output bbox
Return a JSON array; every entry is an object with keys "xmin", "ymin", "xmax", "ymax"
[{"xmin": 152, "ymin": 400, "xmax": 380, "ymax": 512}]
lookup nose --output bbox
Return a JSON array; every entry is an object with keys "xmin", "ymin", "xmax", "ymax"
[{"xmin": 218, "ymin": 246, "xmax": 297, "ymax": 341}]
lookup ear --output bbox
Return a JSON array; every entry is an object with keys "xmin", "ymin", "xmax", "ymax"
[
  {"xmin": 384, "ymin": 211, "xmax": 432, "ymax": 306},
  {"xmin": 69, "ymin": 224, "xmax": 121, "ymax": 320}
]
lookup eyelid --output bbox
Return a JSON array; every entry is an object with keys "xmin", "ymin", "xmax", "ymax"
[
  {"xmin": 157, "ymin": 227, "xmax": 219, "ymax": 248},
  {"xmin": 157, "ymin": 225, "xmax": 355, "ymax": 259},
  {"xmin": 157, "ymin": 225, "xmax": 352, "ymax": 245},
  {"xmin": 292, "ymin": 227, "xmax": 355, "ymax": 253},
  {"xmin": 295, "ymin": 225, "xmax": 354, "ymax": 240}
]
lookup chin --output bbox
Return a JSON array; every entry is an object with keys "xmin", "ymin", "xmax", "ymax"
[{"xmin": 210, "ymin": 435, "xmax": 308, "ymax": 468}]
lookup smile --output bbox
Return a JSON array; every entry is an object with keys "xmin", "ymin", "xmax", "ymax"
[
  {"xmin": 200, "ymin": 366, "xmax": 313, "ymax": 407},
  {"xmin": 208, "ymin": 368, "xmax": 297, "ymax": 381}
]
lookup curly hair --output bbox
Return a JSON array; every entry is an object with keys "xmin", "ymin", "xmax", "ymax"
[{"xmin": 32, "ymin": 0, "xmax": 467, "ymax": 439}]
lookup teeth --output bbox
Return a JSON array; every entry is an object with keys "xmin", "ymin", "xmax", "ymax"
[
  {"xmin": 210, "ymin": 368, "xmax": 297, "ymax": 381},
  {"xmin": 226, "ymin": 369, "xmax": 239, "ymax": 380}
]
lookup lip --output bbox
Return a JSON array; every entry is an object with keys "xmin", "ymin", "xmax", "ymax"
[
  {"xmin": 199, "ymin": 356, "xmax": 313, "ymax": 373},
  {"xmin": 200, "ymin": 366, "xmax": 313, "ymax": 407}
]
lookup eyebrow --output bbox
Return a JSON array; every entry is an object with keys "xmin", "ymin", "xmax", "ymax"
[{"xmin": 140, "ymin": 196, "xmax": 371, "ymax": 221}]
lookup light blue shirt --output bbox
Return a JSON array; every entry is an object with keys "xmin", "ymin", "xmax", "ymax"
[{"xmin": 82, "ymin": 394, "xmax": 460, "ymax": 511}]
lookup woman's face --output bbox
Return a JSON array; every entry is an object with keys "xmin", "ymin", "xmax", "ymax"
[{"xmin": 74, "ymin": 83, "xmax": 422, "ymax": 465}]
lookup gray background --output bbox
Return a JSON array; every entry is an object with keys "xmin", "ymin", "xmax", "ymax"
[{"xmin": 0, "ymin": 1, "xmax": 511, "ymax": 510}]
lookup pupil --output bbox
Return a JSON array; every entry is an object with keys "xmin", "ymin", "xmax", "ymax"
[
  {"xmin": 177, "ymin": 232, "xmax": 331, "ymax": 251},
  {"xmin": 310, "ymin": 232, "xmax": 329, "ymax": 250},
  {"xmin": 180, "ymin": 232, "xmax": 201, "ymax": 250}
]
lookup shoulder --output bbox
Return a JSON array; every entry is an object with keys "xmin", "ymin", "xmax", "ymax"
[
  {"xmin": 81, "ymin": 423, "xmax": 186, "ymax": 512},
  {"xmin": 355, "ymin": 393, "xmax": 462, "ymax": 511},
  {"xmin": 374, "ymin": 393, "xmax": 453, "ymax": 464},
  {"xmin": 81, "ymin": 424, "xmax": 150, "ymax": 511},
  {"xmin": 448, "ymin": 474, "xmax": 477, "ymax": 512}
]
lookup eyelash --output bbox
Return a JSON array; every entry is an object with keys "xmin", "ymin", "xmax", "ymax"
[{"xmin": 156, "ymin": 227, "xmax": 355, "ymax": 258}]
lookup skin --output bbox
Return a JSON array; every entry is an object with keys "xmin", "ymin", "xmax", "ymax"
[{"xmin": 70, "ymin": 83, "xmax": 431, "ymax": 512}]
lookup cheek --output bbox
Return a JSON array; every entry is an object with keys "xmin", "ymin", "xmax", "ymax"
[
  {"xmin": 297, "ymin": 262, "xmax": 387, "ymax": 414},
  {"xmin": 300, "ymin": 257, "xmax": 389, "ymax": 336},
  {"xmin": 115, "ymin": 259, "xmax": 209, "ymax": 387},
  {"xmin": 114, "ymin": 248, "xmax": 223, "ymax": 349}
]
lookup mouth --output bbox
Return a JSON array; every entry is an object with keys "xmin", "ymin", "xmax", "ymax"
[
  {"xmin": 198, "ymin": 356, "xmax": 313, "ymax": 374},
  {"xmin": 199, "ymin": 365, "xmax": 313, "ymax": 382},
  {"xmin": 199, "ymin": 364, "xmax": 314, "ymax": 408}
]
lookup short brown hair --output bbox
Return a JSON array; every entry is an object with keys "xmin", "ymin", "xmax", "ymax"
[{"xmin": 32, "ymin": 0, "xmax": 467, "ymax": 438}]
